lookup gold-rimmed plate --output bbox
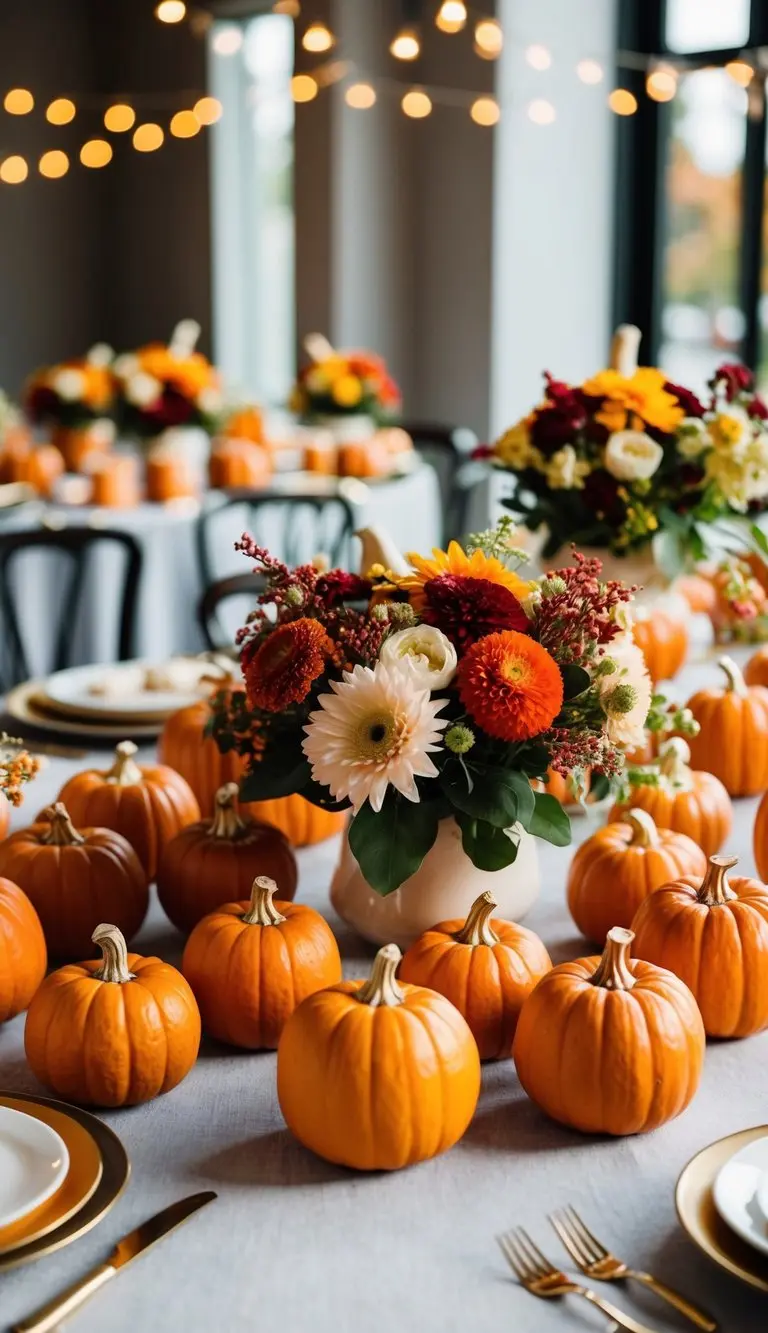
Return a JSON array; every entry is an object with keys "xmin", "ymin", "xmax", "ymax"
[
  {"xmin": 0, "ymin": 1093, "xmax": 129, "ymax": 1271},
  {"xmin": 0, "ymin": 1102, "xmax": 101, "ymax": 1254},
  {"xmin": 5, "ymin": 680, "xmax": 161, "ymax": 741},
  {"xmin": 676, "ymin": 1124, "xmax": 768, "ymax": 1293}
]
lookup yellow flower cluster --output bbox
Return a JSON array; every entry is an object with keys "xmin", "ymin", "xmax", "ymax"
[
  {"xmin": 583, "ymin": 368, "xmax": 685, "ymax": 434},
  {"xmin": 702, "ymin": 405, "xmax": 768, "ymax": 511}
]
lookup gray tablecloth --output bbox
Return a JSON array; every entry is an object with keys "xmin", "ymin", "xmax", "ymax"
[{"xmin": 2, "ymin": 645, "xmax": 768, "ymax": 1332}]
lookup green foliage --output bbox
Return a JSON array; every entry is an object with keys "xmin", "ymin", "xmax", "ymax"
[
  {"xmin": 455, "ymin": 814, "xmax": 521, "ymax": 871},
  {"xmin": 348, "ymin": 793, "xmax": 441, "ymax": 896},
  {"xmin": 528, "ymin": 791, "xmax": 572, "ymax": 846}
]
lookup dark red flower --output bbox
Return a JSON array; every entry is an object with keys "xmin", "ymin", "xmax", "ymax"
[
  {"xmin": 143, "ymin": 388, "xmax": 196, "ymax": 429},
  {"xmin": 664, "ymin": 381, "xmax": 706, "ymax": 418},
  {"xmin": 679, "ymin": 462, "xmax": 705, "ymax": 487},
  {"xmin": 421, "ymin": 574, "xmax": 529, "ymax": 651},
  {"xmin": 582, "ymin": 470, "xmax": 625, "ymax": 523},
  {"xmin": 749, "ymin": 394, "xmax": 768, "ymax": 421},
  {"xmin": 531, "ymin": 405, "xmax": 585, "ymax": 455},
  {"xmin": 472, "ymin": 443, "xmax": 494, "ymax": 460},
  {"xmin": 25, "ymin": 386, "xmax": 59, "ymax": 423},
  {"xmin": 710, "ymin": 363, "xmax": 754, "ymax": 401},
  {"xmin": 314, "ymin": 571, "xmax": 372, "ymax": 606}
]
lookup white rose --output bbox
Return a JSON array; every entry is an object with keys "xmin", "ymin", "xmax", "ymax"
[
  {"xmin": 544, "ymin": 444, "xmax": 589, "ymax": 490},
  {"xmin": 86, "ymin": 342, "xmax": 114, "ymax": 367},
  {"xmin": 604, "ymin": 430, "xmax": 664, "ymax": 482},
  {"xmin": 113, "ymin": 353, "xmax": 139, "ymax": 381},
  {"xmin": 126, "ymin": 372, "xmax": 162, "ymax": 408},
  {"xmin": 51, "ymin": 368, "xmax": 86, "ymax": 402},
  {"xmin": 676, "ymin": 417, "xmax": 708, "ymax": 460},
  {"xmin": 197, "ymin": 386, "xmax": 222, "ymax": 415},
  {"xmin": 380, "ymin": 625, "xmax": 457, "ymax": 690}
]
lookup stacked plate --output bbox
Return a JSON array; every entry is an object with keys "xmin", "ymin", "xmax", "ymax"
[
  {"xmin": 0, "ymin": 1093, "xmax": 129, "ymax": 1270},
  {"xmin": 677, "ymin": 1126, "xmax": 768, "ymax": 1292}
]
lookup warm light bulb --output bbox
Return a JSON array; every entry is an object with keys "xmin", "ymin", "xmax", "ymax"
[
  {"xmin": 470, "ymin": 96, "xmax": 500, "ymax": 126},
  {"xmin": 608, "ymin": 88, "xmax": 638, "ymax": 116},
  {"xmin": 132, "ymin": 123, "xmax": 165, "ymax": 152},
  {"xmin": 170, "ymin": 110, "xmax": 200, "ymax": 138},
  {"xmin": 435, "ymin": 2, "xmax": 467, "ymax": 34},
  {"xmin": 576, "ymin": 59, "xmax": 603, "ymax": 85},
  {"xmin": 390, "ymin": 27, "xmax": 421, "ymax": 60},
  {"xmin": 211, "ymin": 25, "xmax": 243, "ymax": 56},
  {"xmin": 646, "ymin": 68, "xmax": 676, "ymax": 102},
  {"xmin": 526, "ymin": 44, "xmax": 551, "ymax": 71},
  {"xmin": 345, "ymin": 82, "xmax": 377, "ymax": 110},
  {"xmin": 80, "ymin": 139, "xmax": 113, "ymax": 168},
  {"xmin": 39, "ymin": 150, "xmax": 69, "ymax": 179},
  {"xmin": 4, "ymin": 88, "xmax": 34, "ymax": 115},
  {"xmin": 474, "ymin": 19, "xmax": 503, "ymax": 59},
  {"xmin": 527, "ymin": 98, "xmax": 556, "ymax": 125},
  {"xmin": 155, "ymin": 0, "xmax": 186, "ymax": 22},
  {"xmin": 0, "ymin": 155, "xmax": 28, "ymax": 183},
  {"xmin": 273, "ymin": 0, "xmax": 300, "ymax": 13},
  {"xmin": 46, "ymin": 98, "xmax": 76, "ymax": 125},
  {"xmin": 193, "ymin": 97, "xmax": 223, "ymax": 125},
  {"xmin": 401, "ymin": 89, "xmax": 432, "ymax": 118},
  {"xmin": 302, "ymin": 21, "xmax": 334, "ymax": 53},
  {"xmin": 291, "ymin": 74, "xmax": 318, "ymax": 103},
  {"xmin": 104, "ymin": 104, "xmax": 136, "ymax": 132},
  {"xmin": 726, "ymin": 60, "xmax": 753, "ymax": 88}
]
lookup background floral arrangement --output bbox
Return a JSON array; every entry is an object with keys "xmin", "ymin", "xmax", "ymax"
[
  {"xmin": 211, "ymin": 518, "xmax": 658, "ymax": 895},
  {"xmin": 113, "ymin": 322, "xmax": 222, "ymax": 440},
  {"xmin": 24, "ymin": 345, "xmax": 115, "ymax": 430},
  {"xmin": 290, "ymin": 348, "xmax": 401, "ymax": 422},
  {"xmin": 492, "ymin": 361, "xmax": 768, "ymax": 562}
]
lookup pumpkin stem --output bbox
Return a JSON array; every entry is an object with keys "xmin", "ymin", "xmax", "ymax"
[
  {"xmin": 356, "ymin": 943, "xmax": 405, "ymax": 1008},
  {"xmin": 697, "ymin": 854, "xmax": 738, "ymax": 906},
  {"xmin": 657, "ymin": 737, "xmax": 692, "ymax": 789},
  {"xmin": 91, "ymin": 923, "xmax": 135, "ymax": 984},
  {"xmin": 624, "ymin": 808, "xmax": 659, "ymax": 848},
  {"xmin": 41, "ymin": 802, "xmax": 85, "ymax": 846},
  {"xmin": 455, "ymin": 891, "xmax": 500, "ymax": 947},
  {"xmin": 107, "ymin": 740, "xmax": 143, "ymax": 787},
  {"xmin": 241, "ymin": 876, "xmax": 286, "ymax": 926},
  {"xmin": 719, "ymin": 655, "xmax": 748, "ymax": 697},
  {"xmin": 590, "ymin": 927, "xmax": 637, "ymax": 992},
  {"xmin": 210, "ymin": 782, "xmax": 247, "ymax": 840}
]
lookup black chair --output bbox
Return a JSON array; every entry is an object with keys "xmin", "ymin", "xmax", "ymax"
[
  {"xmin": 196, "ymin": 490, "xmax": 357, "ymax": 590},
  {"xmin": 400, "ymin": 421, "xmax": 479, "ymax": 543},
  {"xmin": 197, "ymin": 572, "xmax": 266, "ymax": 654},
  {"xmin": 0, "ymin": 526, "xmax": 143, "ymax": 689}
]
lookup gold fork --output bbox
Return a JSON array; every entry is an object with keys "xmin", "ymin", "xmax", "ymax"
[
  {"xmin": 550, "ymin": 1206, "xmax": 717, "ymax": 1332},
  {"xmin": 497, "ymin": 1227, "xmax": 662, "ymax": 1333}
]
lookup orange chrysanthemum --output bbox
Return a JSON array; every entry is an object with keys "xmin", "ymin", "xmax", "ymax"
[
  {"xmin": 400, "ymin": 541, "xmax": 533, "ymax": 611},
  {"xmin": 244, "ymin": 618, "xmax": 333, "ymax": 712},
  {"xmin": 582, "ymin": 368, "xmax": 684, "ymax": 434},
  {"xmin": 457, "ymin": 630, "xmax": 564, "ymax": 742}
]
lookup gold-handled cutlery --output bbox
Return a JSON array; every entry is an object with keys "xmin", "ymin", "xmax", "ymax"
[
  {"xmin": 549, "ymin": 1205, "xmax": 718, "ymax": 1332},
  {"xmin": 497, "ymin": 1227, "xmax": 663, "ymax": 1333},
  {"xmin": 13, "ymin": 1190, "xmax": 217, "ymax": 1333}
]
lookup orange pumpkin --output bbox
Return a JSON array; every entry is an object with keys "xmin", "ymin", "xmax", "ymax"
[
  {"xmin": 745, "ymin": 645, "xmax": 768, "ymax": 689},
  {"xmin": 51, "ymin": 424, "xmax": 111, "ymax": 472},
  {"xmin": 88, "ymin": 454, "xmax": 140, "ymax": 508},
  {"xmin": 20, "ymin": 445, "xmax": 64, "ymax": 498},
  {"xmin": 567, "ymin": 808, "xmax": 707, "ymax": 946},
  {"xmin": 0, "ymin": 878, "xmax": 46, "ymax": 1023},
  {"xmin": 209, "ymin": 438, "xmax": 271, "ymax": 490},
  {"xmin": 0, "ymin": 802, "xmax": 148, "ymax": 958},
  {"xmin": 755, "ymin": 791, "xmax": 768, "ymax": 882},
  {"xmin": 146, "ymin": 451, "xmax": 197, "ymax": 502},
  {"xmin": 632, "ymin": 609, "xmax": 688, "ymax": 684},
  {"xmin": 56, "ymin": 740, "xmax": 200, "ymax": 879},
  {"xmin": 182, "ymin": 875, "xmax": 341, "ymax": 1049},
  {"xmin": 676, "ymin": 573, "xmax": 717, "ymax": 617},
  {"xmin": 0, "ymin": 793, "xmax": 9, "ymax": 841},
  {"xmin": 25, "ymin": 922, "xmax": 200, "ymax": 1107},
  {"xmin": 399, "ymin": 891, "xmax": 551, "ymax": 1060},
  {"xmin": 0, "ymin": 431, "xmax": 31, "ymax": 483},
  {"xmin": 157, "ymin": 783, "xmax": 298, "ymax": 934},
  {"xmin": 686, "ymin": 656, "xmax": 768, "ymax": 797},
  {"xmin": 277, "ymin": 943, "xmax": 481, "ymax": 1170},
  {"xmin": 512, "ymin": 927, "xmax": 704, "ymax": 1135},
  {"xmin": 632, "ymin": 855, "xmax": 768, "ymax": 1039},
  {"xmin": 609, "ymin": 737, "xmax": 732, "ymax": 858}
]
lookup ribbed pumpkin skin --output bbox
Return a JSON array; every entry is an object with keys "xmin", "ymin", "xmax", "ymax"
[
  {"xmin": 249, "ymin": 796, "xmax": 346, "ymax": 846},
  {"xmin": 687, "ymin": 682, "xmax": 768, "ymax": 797},
  {"xmin": 25, "ymin": 952, "xmax": 201, "ymax": 1106},
  {"xmin": 400, "ymin": 915, "xmax": 551, "ymax": 1060},
  {"xmin": 745, "ymin": 646, "xmax": 768, "ymax": 688},
  {"xmin": 567, "ymin": 821, "xmax": 707, "ymax": 945},
  {"xmin": 277, "ymin": 979, "xmax": 481, "ymax": 1170},
  {"xmin": 632, "ymin": 614, "xmax": 688, "ymax": 684},
  {"xmin": 0, "ymin": 823, "xmax": 148, "ymax": 958},
  {"xmin": 0, "ymin": 878, "xmax": 46, "ymax": 1022},
  {"xmin": 513, "ymin": 954, "xmax": 704, "ymax": 1135},
  {"xmin": 182, "ymin": 899, "xmax": 341, "ymax": 1049},
  {"xmin": 0, "ymin": 794, "xmax": 9, "ymax": 841},
  {"xmin": 609, "ymin": 773, "xmax": 732, "ymax": 857},
  {"xmin": 632, "ymin": 874, "xmax": 768, "ymax": 1038},
  {"xmin": 755, "ymin": 793, "xmax": 768, "ymax": 881}
]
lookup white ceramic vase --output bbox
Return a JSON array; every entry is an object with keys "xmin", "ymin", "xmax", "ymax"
[
  {"xmin": 315, "ymin": 413, "xmax": 376, "ymax": 444},
  {"xmin": 330, "ymin": 815, "xmax": 541, "ymax": 950}
]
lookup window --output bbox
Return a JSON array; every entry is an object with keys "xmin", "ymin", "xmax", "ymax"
[{"xmin": 208, "ymin": 13, "xmax": 295, "ymax": 404}]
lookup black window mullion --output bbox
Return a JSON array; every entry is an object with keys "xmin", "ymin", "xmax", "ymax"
[{"xmin": 739, "ymin": 80, "xmax": 766, "ymax": 372}]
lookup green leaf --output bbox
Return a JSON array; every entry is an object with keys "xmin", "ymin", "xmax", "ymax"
[
  {"xmin": 517, "ymin": 743, "xmax": 550, "ymax": 778},
  {"xmin": 441, "ymin": 760, "xmax": 518, "ymax": 829},
  {"xmin": 589, "ymin": 772, "xmax": 611, "ymax": 801},
  {"xmin": 456, "ymin": 813, "xmax": 520, "ymax": 871},
  {"xmin": 750, "ymin": 522, "xmax": 768, "ymax": 560},
  {"xmin": 504, "ymin": 769, "xmax": 536, "ymax": 830},
  {"xmin": 560, "ymin": 664, "xmax": 591, "ymax": 700},
  {"xmin": 299, "ymin": 777, "xmax": 350, "ymax": 812},
  {"xmin": 348, "ymin": 793, "xmax": 440, "ymax": 895},
  {"xmin": 528, "ymin": 791, "xmax": 572, "ymax": 846},
  {"xmin": 239, "ymin": 752, "xmax": 310, "ymax": 801}
]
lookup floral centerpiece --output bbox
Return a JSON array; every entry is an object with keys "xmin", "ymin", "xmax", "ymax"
[
  {"xmin": 0, "ymin": 735, "xmax": 39, "ymax": 806},
  {"xmin": 24, "ymin": 345, "xmax": 115, "ymax": 433},
  {"xmin": 290, "ymin": 333, "xmax": 401, "ymax": 426},
  {"xmin": 210, "ymin": 518, "xmax": 655, "ymax": 901},
  {"xmin": 113, "ymin": 321, "xmax": 222, "ymax": 442}
]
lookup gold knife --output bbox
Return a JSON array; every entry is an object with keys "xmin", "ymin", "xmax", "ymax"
[{"xmin": 13, "ymin": 1190, "xmax": 217, "ymax": 1333}]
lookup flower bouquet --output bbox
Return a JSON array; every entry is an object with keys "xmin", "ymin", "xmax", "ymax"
[
  {"xmin": 210, "ymin": 519, "xmax": 655, "ymax": 902},
  {"xmin": 113, "ymin": 320, "xmax": 222, "ymax": 442},
  {"xmin": 24, "ymin": 346, "xmax": 116, "ymax": 470},
  {"xmin": 290, "ymin": 333, "xmax": 401, "ymax": 427}
]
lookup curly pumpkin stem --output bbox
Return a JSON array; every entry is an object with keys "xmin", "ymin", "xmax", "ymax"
[
  {"xmin": 658, "ymin": 737, "xmax": 692, "ymax": 788},
  {"xmin": 210, "ymin": 782, "xmax": 247, "ymax": 840},
  {"xmin": 624, "ymin": 807, "xmax": 658, "ymax": 848},
  {"xmin": 241, "ymin": 876, "xmax": 286, "ymax": 926},
  {"xmin": 697, "ymin": 854, "xmax": 738, "ymax": 906},
  {"xmin": 91, "ymin": 922, "xmax": 135, "ymax": 984},
  {"xmin": 106, "ymin": 740, "xmax": 143, "ymax": 787},
  {"xmin": 590, "ymin": 927, "xmax": 637, "ymax": 991},
  {"xmin": 719, "ymin": 655, "xmax": 748, "ymax": 697},
  {"xmin": 41, "ymin": 802, "xmax": 85, "ymax": 846},
  {"xmin": 455, "ymin": 891, "xmax": 499, "ymax": 947},
  {"xmin": 357, "ymin": 943, "xmax": 405, "ymax": 1008}
]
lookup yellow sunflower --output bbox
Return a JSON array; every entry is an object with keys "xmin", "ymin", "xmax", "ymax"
[
  {"xmin": 583, "ymin": 367, "xmax": 684, "ymax": 434},
  {"xmin": 400, "ymin": 541, "xmax": 533, "ymax": 611}
]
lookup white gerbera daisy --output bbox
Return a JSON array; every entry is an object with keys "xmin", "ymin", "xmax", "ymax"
[{"xmin": 302, "ymin": 660, "xmax": 449, "ymax": 813}]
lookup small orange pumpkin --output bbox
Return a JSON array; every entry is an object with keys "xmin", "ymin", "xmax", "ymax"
[
  {"xmin": 676, "ymin": 573, "xmax": 717, "ymax": 617},
  {"xmin": 632, "ymin": 855, "xmax": 768, "ymax": 1039},
  {"xmin": 745, "ymin": 645, "xmax": 768, "ymax": 689},
  {"xmin": 632, "ymin": 608, "xmax": 688, "ymax": 684},
  {"xmin": 532, "ymin": 768, "xmax": 592, "ymax": 808},
  {"xmin": 182, "ymin": 875, "xmax": 341, "ymax": 1049},
  {"xmin": 145, "ymin": 450, "xmax": 197, "ymax": 502},
  {"xmin": 0, "ymin": 878, "xmax": 46, "ymax": 1023},
  {"xmin": 0, "ymin": 802, "xmax": 148, "ymax": 958},
  {"xmin": 399, "ymin": 891, "xmax": 551, "ymax": 1060},
  {"xmin": 754, "ymin": 791, "xmax": 768, "ymax": 882},
  {"xmin": 56, "ymin": 740, "xmax": 200, "ymax": 879},
  {"xmin": 513, "ymin": 927, "xmax": 704, "ymax": 1135},
  {"xmin": 20, "ymin": 445, "xmax": 64, "ymax": 498},
  {"xmin": 277, "ymin": 943, "xmax": 481, "ymax": 1170},
  {"xmin": 157, "ymin": 783, "xmax": 298, "ymax": 934},
  {"xmin": 209, "ymin": 438, "xmax": 271, "ymax": 490},
  {"xmin": 686, "ymin": 656, "xmax": 768, "ymax": 797},
  {"xmin": 609, "ymin": 737, "xmax": 732, "ymax": 858},
  {"xmin": 567, "ymin": 808, "xmax": 707, "ymax": 946},
  {"xmin": 0, "ymin": 793, "xmax": 9, "ymax": 841}
]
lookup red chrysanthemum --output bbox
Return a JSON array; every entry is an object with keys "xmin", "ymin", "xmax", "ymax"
[
  {"xmin": 243, "ymin": 617, "xmax": 333, "ymax": 712},
  {"xmin": 457, "ymin": 630, "xmax": 564, "ymax": 741},
  {"xmin": 421, "ymin": 575, "xmax": 529, "ymax": 651}
]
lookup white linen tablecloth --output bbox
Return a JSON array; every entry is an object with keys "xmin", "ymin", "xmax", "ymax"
[{"xmin": 2, "ymin": 645, "xmax": 768, "ymax": 1332}]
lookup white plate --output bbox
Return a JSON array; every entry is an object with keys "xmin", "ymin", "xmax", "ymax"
[
  {"xmin": 0, "ymin": 1107, "xmax": 69, "ymax": 1228},
  {"xmin": 5, "ymin": 679, "xmax": 163, "ymax": 740},
  {"xmin": 713, "ymin": 1135, "xmax": 768, "ymax": 1257},
  {"xmin": 41, "ymin": 658, "xmax": 214, "ymax": 720}
]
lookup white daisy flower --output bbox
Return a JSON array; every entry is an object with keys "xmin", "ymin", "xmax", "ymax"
[{"xmin": 51, "ymin": 369, "xmax": 86, "ymax": 402}]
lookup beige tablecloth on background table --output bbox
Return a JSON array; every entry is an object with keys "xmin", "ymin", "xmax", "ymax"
[{"xmin": 2, "ymin": 646, "xmax": 767, "ymax": 1333}]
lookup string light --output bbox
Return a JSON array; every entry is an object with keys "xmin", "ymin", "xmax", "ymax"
[
  {"xmin": 302, "ymin": 21, "xmax": 334, "ymax": 53},
  {"xmin": 646, "ymin": 68, "xmax": 676, "ymax": 102},
  {"xmin": 0, "ymin": 155, "xmax": 28, "ymax": 183},
  {"xmin": 390, "ymin": 27, "xmax": 421, "ymax": 61},
  {"xmin": 193, "ymin": 96, "xmax": 223, "ymax": 125},
  {"xmin": 470, "ymin": 96, "xmax": 500, "ymax": 126},
  {"xmin": 170, "ymin": 109, "xmax": 200, "ymax": 137},
  {"xmin": 211, "ymin": 26, "xmax": 243, "ymax": 56},
  {"xmin": 46, "ymin": 98, "xmax": 76, "ymax": 125},
  {"xmin": 104, "ymin": 104, "xmax": 135, "ymax": 132},
  {"xmin": 527, "ymin": 99, "xmax": 556, "ymax": 125},
  {"xmin": 435, "ymin": 2, "xmax": 467, "ymax": 35},
  {"xmin": 474, "ymin": 19, "xmax": 503, "ymax": 59},
  {"xmin": 155, "ymin": 0, "xmax": 186, "ymax": 22},
  {"xmin": 576, "ymin": 59, "xmax": 603, "ymax": 85},
  {"xmin": 39, "ymin": 150, "xmax": 69, "ymax": 178},
  {"xmin": 526, "ymin": 44, "xmax": 551, "ymax": 71},
  {"xmin": 291, "ymin": 74, "xmax": 318, "ymax": 103},
  {"xmin": 608, "ymin": 88, "xmax": 638, "ymax": 115},
  {"xmin": 80, "ymin": 139, "xmax": 113, "ymax": 168},
  {"xmin": 132, "ymin": 123, "xmax": 165, "ymax": 152},
  {"xmin": 345, "ymin": 82, "xmax": 377, "ymax": 110},
  {"xmin": 4, "ymin": 88, "xmax": 34, "ymax": 115},
  {"xmin": 401, "ymin": 89, "xmax": 432, "ymax": 118},
  {"xmin": 726, "ymin": 60, "xmax": 753, "ymax": 87}
]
